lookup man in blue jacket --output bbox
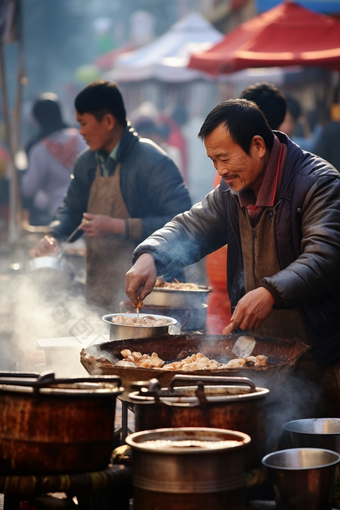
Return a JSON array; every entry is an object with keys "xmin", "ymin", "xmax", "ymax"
[
  {"xmin": 126, "ymin": 99, "xmax": 340, "ymax": 376},
  {"xmin": 34, "ymin": 81, "xmax": 191, "ymax": 310}
]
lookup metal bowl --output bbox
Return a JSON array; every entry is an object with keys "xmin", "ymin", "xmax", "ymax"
[
  {"xmin": 102, "ymin": 313, "xmax": 177, "ymax": 341},
  {"xmin": 283, "ymin": 418, "xmax": 340, "ymax": 453},
  {"xmin": 143, "ymin": 287, "xmax": 211, "ymax": 308}
]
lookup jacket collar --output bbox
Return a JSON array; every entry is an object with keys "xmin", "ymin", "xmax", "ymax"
[{"xmin": 116, "ymin": 123, "xmax": 139, "ymax": 163}]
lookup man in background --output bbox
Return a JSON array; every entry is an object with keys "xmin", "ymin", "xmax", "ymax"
[{"xmin": 33, "ymin": 81, "xmax": 191, "ymax": 311}]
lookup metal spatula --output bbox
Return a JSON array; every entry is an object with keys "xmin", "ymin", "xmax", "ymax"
[{"xmin": 232, "ymin": 333, "xmax": 256, "ymax": 359}]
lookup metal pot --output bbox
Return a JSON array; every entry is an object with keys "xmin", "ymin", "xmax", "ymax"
[
  {"xmin": 126, "ymin": 427, "xmax": 250, "ymax": 510},
  {"xmin": 262, "ymin": 448, "xmax": 340, "ymax": 510},
  {"xmin": 26, "ymin": 256, "xmax": 74, "ymax": 291},
  {"xmin": 283, "ymin": 418, "xmax": 340, "ymax": 452},
  {"xmin": 102, "ymin": 313, "xmax": 177, "ymax": 341},
  {"xmin": 128, "ymin": 374, "xmax": 269, "ymax": 469},
  {"xmin": 0, "ymin": 371, "xmax": 123, "ymax": 475},
  {"xmin": 143, "ymin": 286, "xmax": 211, "ymax": 308}
]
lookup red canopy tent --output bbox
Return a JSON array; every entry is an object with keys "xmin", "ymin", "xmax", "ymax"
[{"xmin": 188, "ymin": 1, "xmax": 340, "ymax": 74}]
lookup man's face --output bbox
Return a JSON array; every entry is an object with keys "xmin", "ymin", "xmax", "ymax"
[
  {"xmin": 76, "ymin": 112, "xmax": 114, "ymax": 152},
  {"xmin": 204, "ymin": 123, "xmax": 267, "ymax": 196}
]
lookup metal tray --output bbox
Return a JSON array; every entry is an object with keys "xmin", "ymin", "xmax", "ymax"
[{"xmin": 142, "ymin": 287, "xmax": 211, "ymax": 308}]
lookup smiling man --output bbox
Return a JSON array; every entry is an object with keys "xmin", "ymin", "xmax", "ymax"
[
  {"xmin": 126, "ymin": 98, "xmax": 340, "ymax": 374},
  {"xmin": 34, "ymin": 80, "xmax": 191, "ymax": 310}
]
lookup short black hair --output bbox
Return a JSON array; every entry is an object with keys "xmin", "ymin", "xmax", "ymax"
[
  {"xmin": 240, "ymin": 82, "xmax": 286, "ymax": 130},
  {"xmin": 75, "ymin": 80, "xmax": 127, "ymax": 126},
  {"xmin": 198, "ymin": 99, "xmax": 274, "ymax": 154},
  {"xmin": 33, "ymin": 94, "xmax": 63, "ymax": 129}
]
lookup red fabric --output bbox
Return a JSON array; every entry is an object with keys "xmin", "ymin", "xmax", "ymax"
[
  {"xmin": 189, "ymin": 1, "xmax": 340, "ymax": 74},
  {"xmin": 206, "ymin": 289, "xmax": 232, "ymax": 334}
]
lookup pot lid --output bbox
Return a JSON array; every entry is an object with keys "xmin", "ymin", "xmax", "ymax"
[
  {"xmin": 128, "ymin": 375, "xmax": 269, "ymax": 405},
  {"xmin": 0, "ymin": 371, "xmax": 123, "ymax": 396}
]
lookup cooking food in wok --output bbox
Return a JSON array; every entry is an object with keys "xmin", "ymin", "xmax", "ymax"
[
  {"xmin": 108, "ymin": 349, "xmax": 268, "ymax": 371},
  {"xmin": 81, "ymin": 333, "xmax": 310, "ymax": 402}
]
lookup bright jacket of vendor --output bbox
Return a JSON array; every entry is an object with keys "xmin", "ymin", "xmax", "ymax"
[
  {"xmin": 48, "ymin": 124, "xmax": 192, "ymax": 242},
  {"xmin": 133, "ymin": 131, "xmax": 340, "ymax": 367}
]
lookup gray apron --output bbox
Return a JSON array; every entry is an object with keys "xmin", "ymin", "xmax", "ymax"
[{"xmin": 86, "ymin": 163, "xmax": 137, "ymax": 311}]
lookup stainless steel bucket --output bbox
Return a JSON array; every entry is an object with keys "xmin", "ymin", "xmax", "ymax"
[
  {"xmin": 262, "ymin": 447, "xmax": 340, "ymax": 510},
  {"xmin": 283, "ymin": 418, "xmax": 340, "ymax": 452}
]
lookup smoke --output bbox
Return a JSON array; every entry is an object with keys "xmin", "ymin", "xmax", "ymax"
[
  {"xmin": 1, "ymin": 271, "xmax": 109, "ymax": 377},
  {"xmin": 262, "ymin": 370, "xmax": 325, "ymax": 452}
]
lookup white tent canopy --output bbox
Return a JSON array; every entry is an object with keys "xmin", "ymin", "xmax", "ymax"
[{"xmin": 104, "ymin": 13, "xmax": 223, "ymax": 83}]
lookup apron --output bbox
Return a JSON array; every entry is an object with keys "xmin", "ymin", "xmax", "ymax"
[
  {"xmin": 86, "ymin": 163, "xmax": 137, "ymax": 311},
  {"xmin": 239, "ymin": 207, "xmax": 331, "ymax": 420},
  {"xmin": 239, "ymin": 206, "xmax": 310, "ymax": 343}
]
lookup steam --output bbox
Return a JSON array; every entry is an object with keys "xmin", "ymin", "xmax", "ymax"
[{"xmin": 1, "ymin": 272, "xmax": 109, "ymax": 377}]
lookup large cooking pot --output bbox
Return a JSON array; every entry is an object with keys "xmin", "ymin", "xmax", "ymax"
[
  {"xmin": 0, "ymin": 371, "xmax": 123, "ymax": 475},
  {"xmin": 126, "ymin": 427, "xmax": 250, "ymax": 510},
  {"xmin": 102, "ymin": 313, "xmax": 177, "ymax": 341},
  {"xmin": 128, "ymin": 374, "xmax": 269, "ymax": 469}
]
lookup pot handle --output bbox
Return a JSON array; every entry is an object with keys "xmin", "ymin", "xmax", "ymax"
[
  {"xmin": 0, "ymin": 372, "xmax": 122, "ymax": 389},
  {"xmin": 168, "ymin": 374, "xmax": 256, "ymax": 392}
]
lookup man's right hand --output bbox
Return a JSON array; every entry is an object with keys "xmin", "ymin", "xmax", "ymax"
[
  {"xmin": 31, "ymin": 235, "xmax": 60, "ymax": 258},
  {"xmin": 125, "ymin": 253, "xmax": 157, "ymax": 307}
]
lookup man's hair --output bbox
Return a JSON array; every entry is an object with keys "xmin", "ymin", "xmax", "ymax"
[
  {"xmin": 198, "ymin": 99, "xmax": 274, "ymax": 154},
  {"xmin": 240, "ymin": 82, "xmax": 286, "ymax": 130},
  {"xmin": 32, "ymin": 93, "xmax": 63, "ymax": 129},
  {"xmin": 75, "ymin": 80, "xmax": 127, "ymax": 126}
]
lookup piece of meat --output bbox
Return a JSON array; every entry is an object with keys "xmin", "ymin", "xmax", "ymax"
[
  {"xmin": 225, "ymin": 359, "xmax": 246, "ymax": 368},
  {"xmin": 114, "ymin": 360, "xmax": 136, "ymax": 368}
]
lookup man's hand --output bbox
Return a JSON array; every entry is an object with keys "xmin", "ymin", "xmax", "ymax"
[
  {"xmin": 79, "ymin": 213, "xmax": 126, "ymax": 237},
  {"xmin": 125, "ymin": 253, "xmax": 157, "ymax": 307},
  {"xmin": 223, "ymin": 287, "xmax": 275, "ymax": 335},
  {"xmin": 31, "ymin": 235, "xmax": 60, "ymax": 258}
]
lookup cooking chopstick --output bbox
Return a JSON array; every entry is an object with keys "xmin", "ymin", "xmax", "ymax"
[{"xmin": 57, "ymin": 219, "xmax": 89, "ymax": 260}]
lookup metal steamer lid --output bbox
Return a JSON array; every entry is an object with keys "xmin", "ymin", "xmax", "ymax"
[
  {"xmin": 0, "ymin": 371, "xmax": 123, "ymax": 396},
  {"xmin": 128, "ymin": 375, "xmax": 269, "ymax": 405}
]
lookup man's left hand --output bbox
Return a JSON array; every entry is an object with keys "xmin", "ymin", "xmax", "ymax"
[
  {"xmin": 223, "ymin": 287, "xmax": 275, "ymax": 334},
  {"xmin": 79, "ymin": 213, "xmax": 126, "ymax": 237}
]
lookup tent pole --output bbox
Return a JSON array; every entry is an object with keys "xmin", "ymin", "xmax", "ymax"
[{"xmin": 0, "ymin": 42, "xmax": 19, "ymax": 243}]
